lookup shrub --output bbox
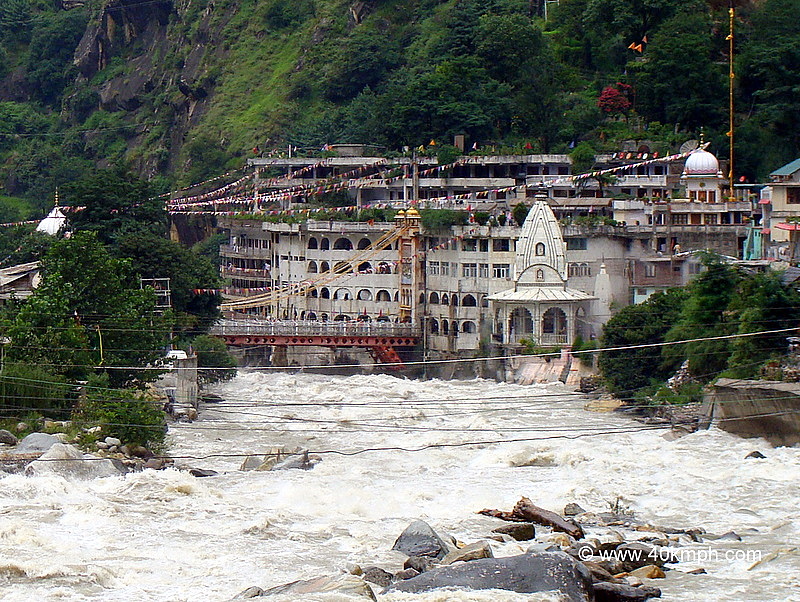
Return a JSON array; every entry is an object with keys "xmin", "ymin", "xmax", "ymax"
[
  {"xmin": 191, "ymin": 334, "xmax": 236, "ymax": 384},
  {"xmin": 74, "ymin": 376, "xmax": 166, "ymax": 449},
  {"xmin": 0, "ymin": 363, "xmax": 73, "ymax": 418}
]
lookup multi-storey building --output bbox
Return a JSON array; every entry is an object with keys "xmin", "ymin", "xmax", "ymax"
[{"xmin": 219, "ymin": 147, "xmax": 755, "ymax": 357}]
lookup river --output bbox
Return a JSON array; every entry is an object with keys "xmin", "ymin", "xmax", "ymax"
[{"xmin": 1, "ymin": 371, "xmax": 799, "ymax": 601}]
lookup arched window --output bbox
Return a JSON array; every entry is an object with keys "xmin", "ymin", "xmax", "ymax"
[
  {"xmin": 535, "ymin": 242, "xmax": 546, "ymax": 256},
  {"xmin": 335, "ymin": 261, "xmax": 350, "ymax": 273},
  {"xmin": 308, "ymin": 261, "xmax": 318, "ymax": 273},
  {"xmin": 307, "ymin": 237, "xmax": 318, "ymax": 249},
  {"xmin": 429, "ymin": 318, "xmax": 439, "ymax": 334},
  {"xmin": 451, "ymin": 320, "xmax": 459, "ymax": 337},
  {"xmin": 509, "ymin": 308, "xmax": 534, "ymax": 336},
  {"xmin": 321, "ymin": 313, "xmax": 329, "ymax": 321},
  {"xmin": 442, "ymin": 320, "xmax": 449, "ymax": 334},
  {"xmin": 462, "ymin": 321, "xmax": 476, "ymax": 333},
  {"xmin": 378, "ymin": 262, "xmax": 391, "ymax": 274},
  {"xmin": 334, "ymin": 237, "xmax": 353, "ymax": 250},
  {"xmin": 357, "ymin": 237, "xmax": 371, "ymax": 250},
  {"xmin": 320, "ymin": 238, "xmax": 330, "ymax": 250},
  {"xmin": 358, "ymin": 262, "xmax": 372, "ymax": 272},
  {"xmin": 357, "ymin": 289, "xmax": 372, "ymax": 301},
  {"xmin": 462, "ymin": 294, "xmax": 477, "ymax": 307},
  {"xmin": 394, "ymin": 291, "xmax": 399, "ymax": 302},
  {"xmin": 451, "ymin": 295, "xmax": 459, "ymax": 307},
  {"xmin": 310, "ymin": 288, "xmax": 319, "ymax": 298},
  {"xmin": 377, "ymin": 290, "xmax": 392, "ymax": 302},
  {"xmin": 542, "ymin": 307, "xmax": 568, "ymax": 335},
  {"xmin": 441, "ymin": 293, "xmax": 449, "ymax": 306},
  {"xmin": 429, "ymin": 292, "xmax": 440, "ymax": 304},
  {"xmin": 480, "ymin": 295, "xmax": 489, "ymax": 308},
  {"xmin": 334, "ymin": 288, "xmax": 351, "ymax": 300},
  {"xmin": 307, "ymin": 311, "xmax": 317, "ymax": 320},
  {"xmin": 536, "ymin": 269, "xmax": 545, "ymax": 281},
  {"xmin": 419, "ymin": 293, "xmax": 426, "ymax": 304},
  {"xmin": 320, "ymin": 261, "xmax": 330, "ymax": 272},
  {"xmin": 333, "ymin": 314, "xmax": 349, "ymax": 321},
  {"xmin": 320, "ymin": 287, "xmax": 330, "ymax": 299}
]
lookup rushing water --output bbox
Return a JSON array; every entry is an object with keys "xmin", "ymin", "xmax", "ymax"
[{"xmin": 1, "ymin": 371, "xmax": 799, "ymax": 601}]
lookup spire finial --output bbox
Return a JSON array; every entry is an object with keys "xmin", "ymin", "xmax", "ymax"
[
  {"xmin": 699, "ymin": 127, "xmax": 705, "ymax": 146},
  {"xmin": 54, "ymin": 188, "xmax": 59, "ymax": 207}
]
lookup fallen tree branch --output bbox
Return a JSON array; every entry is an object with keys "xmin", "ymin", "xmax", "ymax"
[{"xmin": 479, "ymin": 496, "xmax": 585, "ymax": 540}]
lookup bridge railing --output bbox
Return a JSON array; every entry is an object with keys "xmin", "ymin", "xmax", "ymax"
[{"xmin": 211, "ymin": 319, "xmax": 421, "ymax": 338}]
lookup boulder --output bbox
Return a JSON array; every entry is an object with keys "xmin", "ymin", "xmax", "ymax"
[
  {"xmin": 581, "ymin": 561, "xmax": 618, "ymax": 583},
  {"xmin": 13, "ymin": 432, "xmax": 59, "ymax": 455},
  {"xmin": 629, "ymin": 565, "xmax": 666, "ymax": 580},
  {"xmin": 593, "ymin": 582, "xmax": 661, "ymax": 601},
  {"xmin": 15, "ymin": 422, "xmax": 28, "ymax": 433},
  {"xmin": 233, "ymin": 586, "xmax": 263, "ymax": 598},
  {"xmin": 25, "ymin": 443, "xmax": 127, "ymax": 479},
  {"xmin": 393, "ymin": 568, "xmax": 419, "ymax": 580},
  {"xmin": 441, "ymin": 541, "xmax": 493, "ymax": 565},
  {"xmin": 104, "ymin": 436, "xmax": 122, "ymax": 447},
  {"xmin": 491, "ymin": 522, "xmax": 536, "ymax": 541},
  {"xmin": 745, "ymin": 451, "xmax": 766, "ymax": 459},
  {"xmin": 404, "ymin": 555, "xmax": 436, "ymax": 574},
  {"xmin": 144, "ymin": 458, "xmax": 165, "ymax": 470},
  {"xmin": 240, "ymin": 455, "xmax": 263, "ymax": 471},
  {"xmin": 614, "ymin": 543, "xmax": 673, "ymax": 571},
  {"xmin": 362, "ymin": 566, "xmax": 393, "ymax": 587},
  {"xmin": 564, "ymin": 503, "xmax": 586, "ymax": 516},
  {"xmin": 272, "ymin": 450, "xmax": 319, "ymax": 471},
  {"xmin": 0, "ymin": 429, "xmax": 18, "ymax": 446},
  {"xmin": 392, "ymin": 520, "xmax": 453, "ymax": 559},
  {"xmin": 259, "ymin": 575, "xmax": 376, "ymax": 600},
  {"xmin": 189, "ymin": 468, "xmax": 218, "ymax": 477},
  {"xmin": 384, "ymin": 551, "xmax": 594, "ymax": 601}
]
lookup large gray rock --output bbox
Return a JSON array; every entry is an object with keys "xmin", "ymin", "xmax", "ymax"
[
  {"xmin": 441, "ymin": 541, "xmax": 494, "ymax": 565},
  {"xmin": 0, "ymin": 429, "xmax": 18, "ymax": 446},
  {"xmin": 384, "ymin": 551, "xmax": 594, "ymax": 601},
  {"xmin": 13, "ymin": 432, "xmax": 60, "ymax": 454},
  {"xmin": 492, "ymin": 522, "xmax": 536, "ymax": 541},
  {"xmin": 257, "ymin": 575, "xmax": 376, "ymax": 599},
  {"xmin": 392, "ymin": 520, "xmax": 453, "ymax": 559},
  {"xmin": 24, "ymin": 443, "xmax": 127, "ymax": 479},
  {"xmin": 593, "ymin": 582, "xmax": 661, "ymax": 601}
]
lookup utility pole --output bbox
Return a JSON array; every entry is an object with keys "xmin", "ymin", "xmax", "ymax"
[{"xmin": 727, "ymin": 1, "xmax": 735, "ymax": 199}]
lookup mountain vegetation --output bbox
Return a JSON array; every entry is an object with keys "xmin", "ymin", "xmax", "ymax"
[{"xmin": 0, "ymin": 0, "xmax": 795, "ymax": 221}]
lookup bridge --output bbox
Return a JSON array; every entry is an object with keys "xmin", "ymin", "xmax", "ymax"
[{"xmin": 210, "ymin": 318, "xmax": 421, "ymax": 367}]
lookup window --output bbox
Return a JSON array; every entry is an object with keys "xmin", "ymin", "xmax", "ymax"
[
  {"xmin": 645, "ymin": 263, "xmax": 657, "ymax": 278},
  {"xmin": 788, "ymin": 188, "xmax": 800, "ymax": 204},
  {"xmin": 428, "ymin": 261, "xmax": 440, "ymax": 275},
  {"xmin": 462, "ymin": 294, "xmax": 477, "ymax": 307},
  {"xmin": 493, "ymin": 239, "xmax": 510, "ymax": 252},
  {"xmin": 493, "ymin": 263, "xmax": 510, "ymax": 278},
  {"xmin": 479, "ymin": 239, "xmax": 489, "ymax": 252},
  {"xmin": 357, "ymin": 237, "xmax": 371, "ymax": 250},
  {"xmin": 441, "ymin": 262, "xmax": 450, "ymax": 276},
  {"xmin": 672, "ymin": 213, "xmax": 689, "ymax": 225},
  {"xmin": 462, "ymin": 263, "xmax": 478, "ymax": 278},
  {"xmin": 334, "ymin": 237, "xmax": 353, "ymax": 250},
  {"xmin": 307, "ymin": 237, "xmax": 318, "ymax": 249},
  {"xmin": 704, "ymin": 213, "xmax": 719, "ymax": 225},
  {"xmin": 462, "ymin": 239, "xmax": 477, "ymax": 252},
  {"xmin": 566, "ymin": 238, "xmax": 588, "ymax": 251},
  {"xmin": 357, "ymin": 289, "xmax": 372, "ymax": 301},
  {"xmin": 535, "ymin": 242, "xmax": 546, "ymax": 256}
]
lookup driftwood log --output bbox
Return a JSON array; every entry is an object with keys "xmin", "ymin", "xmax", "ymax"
[{"xmin": 479, "ymin": 496, "xmax": 585, "ymax": 540}]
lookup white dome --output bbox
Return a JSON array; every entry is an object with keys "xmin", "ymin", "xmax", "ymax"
[
  {"xmin": 683, "ymin": 149, "xmax": 720, "ymax": 175},
  {"xmin": 36, "ymin": 206, "xmax": 67, "ymax": 235}
]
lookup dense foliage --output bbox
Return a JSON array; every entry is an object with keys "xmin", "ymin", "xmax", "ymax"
[
  {"xmin": 599, "ymin": 254, "xmax": 800, "ymax": 401},
  {"xmin": 0, "ymin": 0, "xmax": 795, "ymax": 207}
]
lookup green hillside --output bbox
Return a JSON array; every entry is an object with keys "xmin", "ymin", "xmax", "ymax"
[{"xmin": 0, "ymin": 0, "xmax": 796, "ymax": 209}]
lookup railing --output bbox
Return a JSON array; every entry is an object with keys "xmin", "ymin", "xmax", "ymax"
[
  {"xmin": 220, "ymin": 267, "xmax": 271, "ymax": 278},
  {"xmin": 502, "ymin": 333, "xmax": 569, "ymax": 347},
  {"xmin": 220, "ymin": 245, "xmax": 271, "ymax": 258},
  {"xmin": 211, "ymin": 318, "xmax": 420, "ymax": 338}
]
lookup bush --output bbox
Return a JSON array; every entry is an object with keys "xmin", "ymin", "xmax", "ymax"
[
  {"xmin": 191, "ymin": 334, "xmax": 236, "ymax": 384},
  {"xmin": 0, "ymin": 363, "xmax": 73, "ymax": 418},
  {"xmin": 74, "ymin": 376, "xmax": 166, "ymax": 449}
]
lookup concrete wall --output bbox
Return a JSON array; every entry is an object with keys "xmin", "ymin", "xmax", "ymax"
[{"xmin": 705, "ymin": 378, "xmax": 800, "ymax": 446}]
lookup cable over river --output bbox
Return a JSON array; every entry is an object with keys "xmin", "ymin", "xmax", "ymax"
[{"xmin": 1, "ymin": 371, "xmax": 798, "ymax": 600}]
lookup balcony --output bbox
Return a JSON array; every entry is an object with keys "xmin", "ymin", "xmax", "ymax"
[
  {"xmin": 220, "ymin": 244, "xmax": 272, "ymax": 258},
  {"xmin": 220, "ymin": 266, "xmax": 272, "ymax": 279}
]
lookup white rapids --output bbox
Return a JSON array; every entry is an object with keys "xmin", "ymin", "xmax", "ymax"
[{"xmin": 1, "ymin": 371, "xmax": 799, "ymax": 601}]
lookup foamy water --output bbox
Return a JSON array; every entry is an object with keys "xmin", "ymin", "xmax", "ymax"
[{"xmin": 1, "ymin": 371, "xmax": 798, "ymax": 601}]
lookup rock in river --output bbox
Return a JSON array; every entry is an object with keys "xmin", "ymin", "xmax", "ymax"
[
  {"xmin": 384, "ymin": 550, "xmax": 593, "ymax": 601},
  {"xmin": 392, "ymin": 519, "xmax": 454, "ymax": 559},
  {"xmin": 0, "ymin": 429, "xmax": 18, "ymax": 446}
]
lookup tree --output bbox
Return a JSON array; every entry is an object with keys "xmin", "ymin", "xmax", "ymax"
[
  {"xmin": 598, "ymin": 287, "xmax": 688, "ymax": 398},
  {"xmin": 116, "ymin": 233, "xmax": 222, "ymax": 336},
  {"xmin": 5, "ymin": 232, "xmax": 171, "ymax": 387},
  {"xmin": 662, "ymin": 253, "xmax": 741, "ymax": 377},
  {"xmin": 597, "ymin": 83, "xmax": 632, "ymax": 118},
  {"xmin": 65, "ymin": 170, "xmax": 167, "ymax": 244}
]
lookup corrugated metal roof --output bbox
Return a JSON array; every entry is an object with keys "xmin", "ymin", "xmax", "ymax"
[
  {"xmin": 487, "ymin": 286, "xmax": 596, "ymax": 303},
  {"xmin": 770, "ymin": 158, "xmax": 800, "ymax": 177},
  {"xmin": 781, "ymin": 266, "xmax": 800, "ymax": 286}
]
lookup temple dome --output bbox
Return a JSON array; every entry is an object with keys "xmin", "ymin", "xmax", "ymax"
[{"xmin": 683, "ymin": 148, "xmax": 720, "ymax": 176}]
